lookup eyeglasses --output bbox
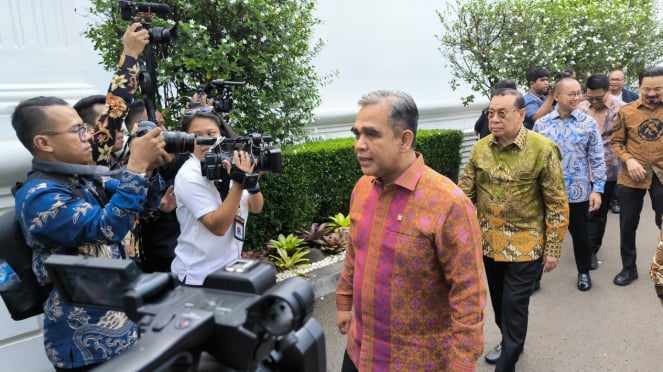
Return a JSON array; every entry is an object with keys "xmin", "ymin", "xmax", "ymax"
[
  {"xmin": 183, "ymin": 106, "xmax": 214, "ymax": 116},
  {"xmin": 609, "ymin": 78, "xmax": 624, "ymax": 83},
  {"xmin": 584, "ymin": 94, "xmax": 605, "ymax": 102},
  {"xmin": 563, "ymin": 91, "xmax": 584, "ymax": 99},
  {"xmin": 39, "ymin": 123, "xmax": 89, "ymax": 142},
  {"xmin": 483, "ymin": 109, "xmax": 520, "ymax": 119}
]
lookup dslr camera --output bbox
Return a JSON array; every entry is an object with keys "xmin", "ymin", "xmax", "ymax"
[
  {"xmin": 134, "ymin": 120, "xmax": 197, "ymax": 153},
  {"xmin": 119, "ymin": 0, "xmax": 177, "ymax": 46},
  {"xmin": 198, "ymin": 79, "xmax": 246, "ymax": 113},
  {"xmin": 44, "ymin": 255, "xmax": 326, "ymax": 372}
]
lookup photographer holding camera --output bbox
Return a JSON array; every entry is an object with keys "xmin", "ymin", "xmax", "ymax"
[
  {"xmin": 9, "ymin": 21, "xmax": 172, "ymax": 370},
  {"xmin": 171, "ymin": 109, "xmax": 264, "ymax": 285}
]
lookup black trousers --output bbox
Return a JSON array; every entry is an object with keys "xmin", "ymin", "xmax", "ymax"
[
  {"xmin": 484, "ymin": 257, "xmax": 542, "ymax": 372},
  {"xmin": 618, "ymin": 175, "xmax": 663, "ymax": 271},
  {"xmin": 588, "ymin": 181, "xmax": 617, "ymax": 254},
  {"xmin": 568, "ymin": 201, "xmax": 592, "ymax": 274}
]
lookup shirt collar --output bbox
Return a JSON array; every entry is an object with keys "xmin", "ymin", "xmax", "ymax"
[
  {"xmin": 488, "ymin": 125, "xmax": 527, "ymax": 150},
  {"xmin": 550, "ymin": 107, "xmax": 581, "ymax": 121},
  {"xmin": 372, "ymin": 152, "xmax": 425, "ymax": 192}
]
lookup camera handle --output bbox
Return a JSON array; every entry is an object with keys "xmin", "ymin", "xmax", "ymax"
[{"xmin": 138, "ymin": 43, "xmax": 158, "ymax": 123}]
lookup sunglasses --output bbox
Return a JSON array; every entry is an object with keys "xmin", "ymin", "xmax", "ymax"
[{"xmin": 183, "ymin": 106, "xmax": 214, "ymax": 116}]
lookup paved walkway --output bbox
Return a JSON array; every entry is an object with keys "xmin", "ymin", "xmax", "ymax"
[{"xmin": 312, "ymin": 199, "xmax": 663, "ymax": 372}]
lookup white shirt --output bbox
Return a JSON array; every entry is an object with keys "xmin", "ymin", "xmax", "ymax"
[{"xmin": 171, "ymin": 154, "xmax": 249, "ymax": 285}]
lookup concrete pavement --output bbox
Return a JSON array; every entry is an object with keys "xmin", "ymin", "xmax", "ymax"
[{"xmin": 311, "ymin": 199, "xmax": 663, "ymax": 372}]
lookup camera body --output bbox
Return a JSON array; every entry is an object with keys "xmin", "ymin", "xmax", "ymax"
[
  {"xmin": 200, "ymin": 133, "xmax": 283, "ymax": 183},
  {"xmin": 135, "ymin": 120, "xmax": 197, "ymax": 153},
  {"xmin": 198, "ymin": 79, "xmax": 246, "ymax": 113},
  {"xmin": 118, "ymin": 0, "xmax": 177, "ymax": 47},
  {"xmin": 44, "ymin": 255, "xmax": 325, "ymax": 372}
]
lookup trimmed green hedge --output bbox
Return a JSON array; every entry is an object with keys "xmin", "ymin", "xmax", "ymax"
[{"xmin": 243, "ymin": 129, "xmax": 464, "ymax": 250}]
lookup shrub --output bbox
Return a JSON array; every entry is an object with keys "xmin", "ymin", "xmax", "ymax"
[{"xmin": 81, "ymin": 0, "xmax": 334, "ymax": 143}]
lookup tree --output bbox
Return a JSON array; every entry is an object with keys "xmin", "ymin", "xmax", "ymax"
[
  {"xmin": 436, "ymin": 0, "xmax": 663, "ymax": 104},
  {"xmin": 82, "ymin": 0, "xmax": 334, "ymax": 143}
]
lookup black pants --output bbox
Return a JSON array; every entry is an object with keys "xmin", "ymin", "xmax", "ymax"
[
  {"xmin": 341, "ymin": 350, "xmax": 358, "ymax": 372},
  {"xmin": 484, "ymin": 257, "xmax": 542, "ymax": 372},
  {"xmin": 568, "ymin": 201, "xmax": 592, "ymax": 274},
  {"xmin": 588, "ymin": 181, "xmax": 617, "ymax": 254},
  {"xmin": 618, "ymin": 175, "xmax": 663, "ymax": 271}
]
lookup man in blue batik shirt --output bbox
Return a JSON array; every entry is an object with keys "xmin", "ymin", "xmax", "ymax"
[
  {"xmin": 524, "ymin": 67, "xmax": 555, "ymax": 129},
  {"xmin": 10, "ymin": 24, "xmax": 171, "ymax": 371},
  {"xmin": 534, "ymin": 77, "xmax": 606, "ymax": 292}
]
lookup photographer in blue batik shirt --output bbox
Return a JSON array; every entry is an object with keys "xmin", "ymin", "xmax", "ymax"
[
  {"xmin": 533, "ymin": 77, "xmax": 606, "ymax": 292},
  {"xmin": 10, "ymin": 24, "xmax": 171, "ymax": 371}
]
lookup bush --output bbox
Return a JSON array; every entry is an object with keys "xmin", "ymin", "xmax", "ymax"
[
  {"xmin": 82, "ymin": 0, "xmax": 334, "ymax": 143},
  {"xmin": 244, "ymin": 129, "xmax": 463, "ymax": 250}
]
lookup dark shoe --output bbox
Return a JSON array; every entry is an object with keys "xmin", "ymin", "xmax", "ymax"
[
  {"xmin": 485, "ymin": 342, "xmax": 502, "ymax": 364},
  {"xmin": 577, "ymin": 273, "xmax": 592, "ymax": 291},
  {"xmin": 613, "ymin": 269, "xmax": 638, "ymax": 286},
  {"xmin": 610, "ymin": 200, "xmax": 620, "ymax": 214},
  {"xmin": 590, "ymin": 253, "xmax": 598, "ymax": 270},
  {"xmin": 531, "ymin": 280, "xmax": 541, "ymax": 294}
]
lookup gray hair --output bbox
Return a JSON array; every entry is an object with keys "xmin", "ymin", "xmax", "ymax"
[{"xmin": 357, "ymin": 90, "xmax": 418, "ymax": 147}]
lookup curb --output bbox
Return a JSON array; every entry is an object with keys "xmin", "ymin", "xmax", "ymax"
[{"xmin": 306, "ymin": 261, "xmax": 343, "ymax": 298}]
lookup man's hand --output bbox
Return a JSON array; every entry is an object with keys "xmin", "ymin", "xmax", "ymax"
[
  {"xmin": 336, "ymin": 310, "xmax": 352, "ymax": 334},
  {"xmin": 123, "ymin": 23, "xmax": 149, "ymax": 59},
  {"xmin": 625, "ymin": 158, "xmax": 646, "ymax": 182},
  {"xmin": 127, "ymin": 127, "xmax": 169, "ymax": 173},
  {"xmin": 543, "ymin": 256, "xmax": 559, "ymax": 273},
  {"xmin": 159, "ymin": 185, "xmax": 176, "ymax": 212},
  {"xmin": 588, "ymin": 192, "xmax": 602, "ymax": 212}
]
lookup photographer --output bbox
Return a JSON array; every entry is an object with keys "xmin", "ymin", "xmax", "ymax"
[
  {"xmin": 11, "ymin": 95, "xmax": 168, "ymax": 371},
  {"xmin": 171, "ymin": 110, "xmax": 263, "ymax": 285}
]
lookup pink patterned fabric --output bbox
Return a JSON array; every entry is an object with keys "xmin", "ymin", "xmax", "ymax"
[{"xmin": 337, "ymin": 154, "xmax": 486, "ymax": 371}]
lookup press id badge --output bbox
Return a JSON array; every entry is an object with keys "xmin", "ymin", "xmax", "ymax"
[{"xmin": 234, "ymin": 215, "xmax": 245, "ymax": 241}]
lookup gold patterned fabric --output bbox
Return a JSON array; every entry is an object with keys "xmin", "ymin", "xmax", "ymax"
[
  {"xmin": 649, "ymin": 228, "xmax": 663, "ymax": 299},
  {"xmin": 458, "ymin": 127, "xmax": 570, "ymax": 261}
]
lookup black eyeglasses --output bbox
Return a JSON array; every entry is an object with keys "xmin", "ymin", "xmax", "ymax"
[
  {"xmin": 183, "ymin": 106, "xmax": 214, "ymax": 116},
  {"xmin": 483, "ymin": 109, "xmax": 520, "ymax": 119},
  {"xmin": 39, "ymin": 123, "xmax": 89, "ymax": 142}
]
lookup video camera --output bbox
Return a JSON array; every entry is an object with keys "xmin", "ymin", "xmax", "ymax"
[
  {"xmin": 44, "ymin": 255, "xmax": 325, "ymax": 372},
  {"xmin": 119, "ymin": 0, "xmax": 177, "ymax": 47},
  {"xmin": 199, "ymin": 133, "xmax": 282, "ymax": 185},
  {"xmin": 197, "ymin": 80, "xmax": 246, "ymax": 113}
]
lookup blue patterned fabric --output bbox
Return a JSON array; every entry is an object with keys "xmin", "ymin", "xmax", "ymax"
[
  {"xmin": 533, "ymin": 108, "xmax": 606, "ymax": 202},
  {"xmin": 14, "ymin": 170, "xmax": 162, "ymax": 369}
]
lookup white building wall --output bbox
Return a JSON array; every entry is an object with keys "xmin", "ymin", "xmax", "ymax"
[{"xmin": 0, "ymin": 0, "xmax": 480, "ymax": 369}]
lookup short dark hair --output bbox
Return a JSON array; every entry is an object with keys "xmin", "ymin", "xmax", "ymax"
[
  {"xmin": 638, "ymin": 66, "xmax": 663, "ymax": 86},
  {"xmin": 180, "ymin": 111, "xmax": 238, "ymax": 138},
  {"xmin": 526, "ymin": 67, "xmax": 550, "ymax": 85},
  {"xmin": 125, "ymin": 100, "xmax": 147, "ymax": 130},
  {"xmin": 556, "ymin": 66, "xmax": 576, "ymax": 80},
  {"xmin": 492, "ymin": 89, "xmax": 525, "ymax": 110},
  {"xmin": 12, "ymin": 96, "xmax": 69, "ymax": 153},
  {"xmin": 73, "ymin": 94, "xmax": 106, "ymax": 125},
  {"xmin": 586, "ymin": 74, "xmax": 610, "ymax": 91},
  {"xmin": 357, "ymin": 90, "xmax": 419, "ymax": 148},
  {"xmin": 491, "ymin": 79, "xmax": 518, "ymax": 97}
]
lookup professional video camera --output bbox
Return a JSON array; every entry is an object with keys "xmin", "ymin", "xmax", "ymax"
[
  {"xmin": 44, "ymin": 255, "xmax": 326, "ymax": 372},
  {"xmin": 197, "ymin": 80, "xmax": 246, "ymax": 113},
  {"xmin": 199, "ymin": 133, "xmax": 282, "ymax": 190},
  {"xmin": 133, "ymin": 120, "xmax": 198, "ymax": 153},
  {"xmin": 119, "ymin": 0, "xmax": 177, "ymax": 47}
]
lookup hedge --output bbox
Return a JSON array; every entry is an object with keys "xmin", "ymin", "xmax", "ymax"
[{"xmin": 243, "ymin": 129, "xmax": 464, "ymax": 251}]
